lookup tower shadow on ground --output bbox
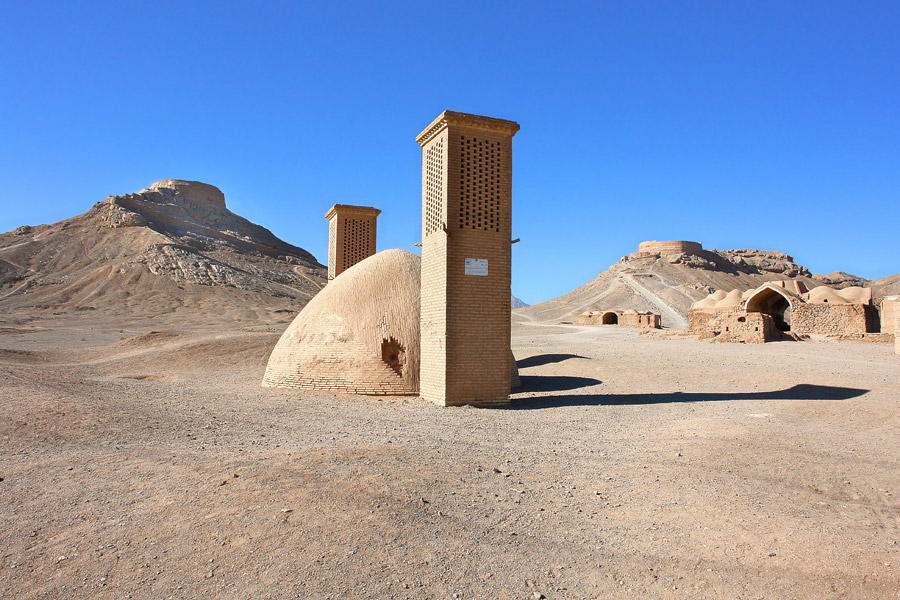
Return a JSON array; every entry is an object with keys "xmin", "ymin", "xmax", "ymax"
[
  {"xmin": 516, "ymin": 353, "xmax": 590, "ymax": 369},
  {"xmin": 508, "ymin": 383, "xmax": 869, "ymax": 410}
]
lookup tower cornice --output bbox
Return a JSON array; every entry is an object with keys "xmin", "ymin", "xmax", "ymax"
[{"xmin": 415, "ymin": 110, "xmax": 520, "ymax": 147}]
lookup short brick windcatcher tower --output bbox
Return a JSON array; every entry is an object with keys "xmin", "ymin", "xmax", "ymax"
[
  {"xmin": 416, "ymin": 110, "xmax": 520, "ymax": 406},
  {"xmin": 324, "ymin": 204, "xmax": 380, "ymax": 281}
]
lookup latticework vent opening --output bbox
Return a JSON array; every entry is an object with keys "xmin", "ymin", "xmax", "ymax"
[
  {"xmin": 327, "ymin": 217, "xmax": 337, "ymax": 275},
  {"xmin": 459, "ymin": 136, "xmax": 501, "ymax": 232},
  {"xmin": 342, "ymin": 218, "xmax": 372, "ymax": 270},
  {"xmin": 424, "ymin": 139, "xmax": 444, "ymax": 235}
]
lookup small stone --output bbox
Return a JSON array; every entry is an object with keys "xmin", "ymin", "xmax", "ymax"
[
  {"xmin": 767, "ymin": 552, "xmax": 777, "ymax": 557},
  {"xmin": 281, "ymin": 508, "xmax": 293, "ymax": 513},
  {"xmin": 492, "ymin": 468, "xmax": 502, "ymax": 474},
  {"xmin": 532, "ymin": 592, "xmax": 544, "ymax": 600},
  {"xmin": 219, "ymin": 480, "xmax": 227, "ymax": 486}
]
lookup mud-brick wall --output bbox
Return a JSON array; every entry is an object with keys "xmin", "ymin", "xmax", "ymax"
[
  {"xmin": 895, "ymin": 316, "xmax": 899, "ymax": 354},
  {"xmin": 791, "ymin": 304, "xmax": 867, "ymax": 335},
  {"xmin": 619, "ymin": 312, "xmax": 661, "ymax": 329},
  {"xmin": 882, "ymin": 298, "xmax": 898, "ymax": 335},
  {"xmin": 895, "ymin": 311, "xmax": 899, "ymax": 355},
  {"xmin": 637, "ymin": 240, "xmax": 702, "ymax": 255},
  {"xmin": 689, "ymin": 308, "xmax": 776, "ymax": 343},
  {"xmin": 713, "ymin": 312, "xmax": 775, "ymax": 343},
  {"xmin": 689, "ymin": 307, "xmax": 740, "ymax": 334}
]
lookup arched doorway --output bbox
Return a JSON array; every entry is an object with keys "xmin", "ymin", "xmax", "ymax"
[
  {"xmin": 745, "ymin": 287, "xmax": 792, "ymax": 331},
  {"xmin": 601, "ymin": 312, "xmax": 618, "ymax": 325}
]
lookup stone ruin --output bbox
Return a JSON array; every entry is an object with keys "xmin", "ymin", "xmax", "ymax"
[
  {"xmin": 263, "ymin": 111, "xmax": 521, "ymax": 403},
  {"xmin": 690, "ymin": 280, "xmax": 880, "ymax": 343},
  {"xmin": 613, "ymin": 240, "xmax": 812, "ymax": 278},
  {"xmin": 576, "ymin": 309, "xmax": 661, "ymax": 329},
  {"xmin": 629, "ymin": 240, "xmax": 703, "ymax": 260}
]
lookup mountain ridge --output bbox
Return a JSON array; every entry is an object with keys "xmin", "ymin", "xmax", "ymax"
[
  {"xmin": 519, "ymin": 241, "xmax": 897, "ymax": 326},
  {"xmin": 0, "ymin": 180, "xmax": 326, "ymax": 323}
]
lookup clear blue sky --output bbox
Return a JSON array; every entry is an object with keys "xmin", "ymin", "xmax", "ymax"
[{"xmin": 2, "ymin": 1, "xmax": 898, "ymax": 304}]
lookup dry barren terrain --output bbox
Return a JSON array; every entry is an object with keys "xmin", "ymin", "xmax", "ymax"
[{"xmin": 1, "ymin": 312, "xmax": 899, "ymax": 599}]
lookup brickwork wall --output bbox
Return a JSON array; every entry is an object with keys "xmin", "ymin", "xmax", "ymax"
[
  {"xmin": 327, "ymin": 217, "xmax": 337, "ymax": 279},
  {"xmin": 690, "ymin": 308, "xmax": 739, "ymax": 333},
  {"xmin": 895, "ymin": 311, "xmax": 899, "ymax": 355},
  {"xmin": 636, "ymin": 240, "xmax": 702, "ymax": 255},
  {"xmin": 325, "ymin": 205, "xmax": 379, "ymax": 281},
  {"xmin": 417, "ymin": 111, "xmax": 519, "ymax": 407},
  {"xmin": 689, "ymin": 307, "xmax": 775, "ymax": 343},
  {"xmin": 419, "ymin": 127, "xmax": 450, "ymax": 403},
  {"xmin": 882, "ymin": 298, "xmax": 898, "ymax": 335},
  {"xmin": 791, "ymin": 304, "xmax": 867, "ymax": 335}
]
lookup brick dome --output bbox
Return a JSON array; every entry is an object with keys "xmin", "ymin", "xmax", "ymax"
[{"xmin": 262, "ymin": 249, "xmax": 421, "ymax": 395}]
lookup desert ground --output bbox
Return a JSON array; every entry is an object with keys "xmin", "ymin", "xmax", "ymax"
[{"xmin": 1, "ymin": 312, "xmax": 899, "ymax": 600}]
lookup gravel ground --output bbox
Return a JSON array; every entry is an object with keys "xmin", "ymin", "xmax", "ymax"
[{"xmin": 1, "ymin": 316, "xmax": 899, "ymax": 599}]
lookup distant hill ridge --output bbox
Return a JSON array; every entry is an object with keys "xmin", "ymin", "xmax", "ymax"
[
  {"xmin": 0, "ymin": 180, "xmax": 326, "ymax": 321},
  {"xmin": 519, "ymin": 239, "xmax": 897, "ymax": 326}
]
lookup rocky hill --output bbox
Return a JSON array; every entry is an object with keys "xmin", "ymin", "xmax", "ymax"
[
  {"xmin": 0, "ymin": 180, "xmax": 326, "ymax": 323},
  {"xmin": 518, "ymin": 240, "xmax": 891, "ymax": 328}
]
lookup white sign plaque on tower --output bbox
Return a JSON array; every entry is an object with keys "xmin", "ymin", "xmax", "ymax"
[{"xmin": 464, "ymin": 258, "xmax": 488, "ymax": 276}]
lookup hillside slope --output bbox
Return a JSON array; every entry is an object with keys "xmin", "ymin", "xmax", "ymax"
[
  {"xmin": 0, "ymin": 180, "xmax": 326, "ymax": 323},
  {"xmin": 517, "ymin": 243, "xmax": 888, "ymax": 327}
]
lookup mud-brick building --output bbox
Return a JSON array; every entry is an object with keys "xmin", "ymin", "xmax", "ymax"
[
  {"xmin": 577, "ymin": 309, "xmax": 661, "ymax": 329},
  {"xmin": 690, "ymin": 281, "xmax": 879, "ymax": 343}
]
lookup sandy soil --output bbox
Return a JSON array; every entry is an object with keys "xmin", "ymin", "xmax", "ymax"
[{"xmin": 2, "ymin": 313, "xmax": 899, "ymax": 599}]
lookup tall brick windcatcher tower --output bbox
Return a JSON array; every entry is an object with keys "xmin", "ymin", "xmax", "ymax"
[
  {"xmin": 324, "ymin": 204, "xmax": 380, "ymax": 281},
  {"xmin": 415, "ymin": 110, "xmax": 520, "ymax": 406}
]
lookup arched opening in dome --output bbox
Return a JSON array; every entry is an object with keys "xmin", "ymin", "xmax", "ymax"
[
  {"xmin": 381, "ymin": 337, "xmax": 406, "ymax": 376},
  {"xmin": 601, "ymin": 312, "xmax": 618, "ymax": 325},
  {"xmin": 745, "ymin": 287, "xmax": 793, "ymax": 331}
]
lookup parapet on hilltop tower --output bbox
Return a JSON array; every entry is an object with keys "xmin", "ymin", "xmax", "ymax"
[
  {"xmin": 416, "ymin": 111, "xmax": 520, "ymax": 407},
  {"xmin": 325, "ymin": 204, "xmax": 380, "ymax": 281}
]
